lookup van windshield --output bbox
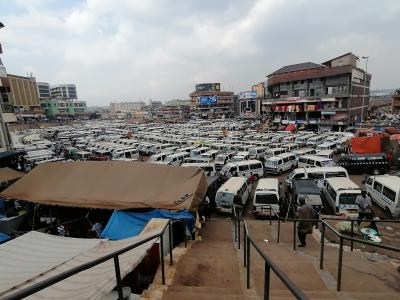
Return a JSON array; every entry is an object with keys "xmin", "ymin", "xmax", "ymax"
[
  {"xmin": 255, "ymin": 194, "xmax": 279, "ymax": 205},
  {"xmin": 321, "ymin": 160, "xmax": 335, "ymax": 167},
  {"xmin": 266, "ymin": 160, "xmax": 278, "ymax": 166},
  {"xmin": 215, "ymin": 155, "xmax": 226, "ymax": 162},
  {"xmin": 339, "ymin": 193, "xmax": 359, "ymax": 205},
  {"xmin": 216, "ymin": 192, "xmax": 234, "ymax": 204}
]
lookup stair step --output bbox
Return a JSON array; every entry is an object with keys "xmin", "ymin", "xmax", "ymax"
[
  {"xmin": 167, "ymin": 285, "xmax": 242, "ymax": 294},
  {"xmin": 162, "ymin": 290, "xmax": 245, "ymax": 300}
]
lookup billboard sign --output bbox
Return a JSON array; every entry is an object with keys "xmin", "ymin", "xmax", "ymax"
[
  {"xmin": 238, "ymin": 91, "xmax": 257, "ymax": 100},
  {"xmin": 199, "ymin": 96, "xmax": 218, "ymax": 105},
  {"xmin": 195, "ymin": 83, "xmax": 221, "ymax": 92}
]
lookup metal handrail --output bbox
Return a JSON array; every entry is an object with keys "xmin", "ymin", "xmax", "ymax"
[
  {"xmin": 254, "ymin": 204, "xmax": 400, "ymax": 291},
  {"xmin": 1, "ymin": 219, "xmax": 187, "ymax": 300},
  {"xmin": 232, "ymin": 205, "xmax": 308, "ymax": 300}
]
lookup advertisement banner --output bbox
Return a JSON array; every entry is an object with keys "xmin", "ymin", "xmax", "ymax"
[
  {"xmin": 199, "ymin": 96, "xmax": 218, "ymax": 105},
  {"xmin": 196, "ymin": 83, "xmax": 220, "ymax": 92},
  {"xmin": 238, "ymin": 91, "xmax": 257, "ymax": 100}
]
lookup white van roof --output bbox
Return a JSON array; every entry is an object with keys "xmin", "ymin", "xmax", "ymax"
[
  {"xmin": 369, "ymin": 175, "xmax": 400, "ymax": 187},
  {"xmin": 299, "ymin": 154, "xmax": 332, "ymax": 162},
  {"xmin": 218, "ymin": 177, "xmax": 248, "ymax": 193},
  {"xmin": 326, "ymin": 177, "xmax": 361, "ymax": 191},
  {"xmin": 181, "ymin": 162, "xmax": 215, "ymax": 168},
  {"xmin": 292, "ymin": 166, "xmax": 348, "ymax": 174},
  {"xmin": 255, "ymin": 178, "xmax": 279, "ymax": 192},
  {"xmin": 225, "ymin": 159, "xmax": 262, "ymax": 167}
]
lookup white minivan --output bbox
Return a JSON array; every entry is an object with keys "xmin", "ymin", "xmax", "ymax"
[
  {"xmin": 220, "ymin": 160, "xmax": 264, "ymax": 180},
  {"xmin": 322, "ymin": 177, "xmax": 361, "ymax": 216},
  {"xmin": 298, "ymin": 155, "xmax": 336, "ymax": 168},
  {"xmin": 253, "ymin": 178, "xmax": 280, "ymax": 218},
  {"xmin": 164, "ymin": 152, "xmax": 190, "ymax": 166},
  {"xmin": 365, "ymin": 175, "xmax": 400, "ymax": 219},
  {"xmin": 264, "ymin": 153, "xmax": 297, "ymax": 174},
  {"xmin": 285, "ymin": 166, "xmax": 349, "ymax": 188},
  {"xmin": 264, "ymin": 147, "xmax": 287, "ymax": 158},
  {"xmin": 215, "ymin": 177, "xmax": 252, "ymax": 213},
  {"xmin": 181, "ymin": 163, "xmax": 217, "ymax": 176}
]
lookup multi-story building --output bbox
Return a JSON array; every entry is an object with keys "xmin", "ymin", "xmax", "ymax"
[
  {"xmin": 0, "ymin": 49, "xmax": 17, "ymax": 151},
  {"xmin": 263, "ymin": 53, "xmax": 371, "ymax": 130},
  {"xmin": 161, "ymin": 99, "xmax": 191, "ymax": 121},
  {"xmin": 7, "ymin": 74, "xmax": 41, "ymax": 109},
  {"xmin": 392, "ymin": 90, "xmax": 400, "ymax": 113},
  {"xmin": 40, "ymin": 99, "xmax": 86, "ymax": 118},
  {"xmin": 50, "ymin": 84, "xmax": 78, "ymax": 100},
  {"xmin": 252, "ymin": 82, "xmax": 265, "ymax": 116},
  {"xmin": 37, "ymin": 82, "xmax": 51, "ymax": 99},
  {"xmin": 189, "ymin": 83, "xmax": 234, "ymax": 119},
  {"xmin": 110, "ymin": 101, "xmax": 145, "ymax": 114}
]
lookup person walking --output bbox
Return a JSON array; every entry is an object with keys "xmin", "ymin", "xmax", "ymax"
[
  {"xmin": 296, "ymin": 196, "xmax": 313, "ymax": 247},
  {"xmin": 356, "ymin": 190, "xmax": 378, "ymax": 232}
]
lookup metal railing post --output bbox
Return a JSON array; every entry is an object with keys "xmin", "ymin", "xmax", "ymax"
[
  {"xmin": 246, "ymin": 236, "xmax": 251, "ymax": 289},
  {"xmin": 264, "ymin": 262, "xmax": 271, "ymax": 300},
  {"xmin": 113, "ymin": 256, "xmax": 123, "ymax": 300},
  {"xmin": 320, "ymin": 222, "xmax": 325, "ymax": 270},
  {"xmin": 160, "ymin": 234, "xmax": 166, "ymax": 285},
  {"xmin": 337, "ymin": 237, "xmax": 344, "ymax": 291},
  {"xmin": 243, "ymin": 223, "xmax": 247, "ymax": 267},
  {"xmin": 277, "ymin": 218, "xmax": 281, "ymax": 243},
  {"xmin": 293, "ymin": 220, "xmax": 296, "ymax": 251},
  {"xmin": 350, "ymin": 221, "xmax": 354, "ymax": 252},
  {"xmin": 168, "ymin": 221, "xmax": 173, "ymax": 266},
  {"xmin": 269, "ymin": 206, "xmax": 272, "ymax": 225},
  {"xmin": 238, "ymin": 219, "xmax": 241, "ymax": 249},
  {"xmin": 183, "ymin": 220, "xmax": 187, "ymax": 248},
  {"xmin": 234, "ymin": 211, "xmax": 238, "ymax": 242}
]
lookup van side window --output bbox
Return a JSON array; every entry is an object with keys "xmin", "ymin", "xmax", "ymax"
[
  {"xmin": 326, "ymin": 172, "xmax": 347, "ymax": 178},
  {"xmin": 283, "ymin": 157, "xmax": 289, "ymax": 163},
  {"xmin": 315, "ymin": 161, "xmax": 322, "ymax": 167},
  {"xmin": 250, "ymin": 163, "xmax": 261, "ymax": 170},
  {"xmin": 239, "ymin": 165, "xmax": 249, "ymax": 171},
  {"xmin": 289, "ymin": 155, "xmax": 295, "ymax": 161},
  {"xmin": 373, "ymin": 181, "xmax": 383, "ymax": 192},
  {"xmin": 382, "ymin": 187, "xmax": 396, "ymax": 202},
  {"xmin": 307, "ymin": 159, "xmax": 315, "ymax": 165},
  {"xmin": 308, "ymin": 172, "xmax": 324, "ymax": 179},
  {"xmin": 293, "ymin": 173, "xmax": 305, "ymax": 179},
  {"xmin": 299, "ymin": 157, "xmax": 307, "ymax": 163},
  {"xmin": 366, "ymin": 178, "xmax": 373, "ymax": 186}
]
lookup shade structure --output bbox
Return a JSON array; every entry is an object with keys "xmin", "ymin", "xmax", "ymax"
[
  {"xmin": 0, "ymin": 227, "xmax": 163, "ymax": 300},
  {"xmin": 285, "ymin": 124, "xmax": 296, "ymax": 132},
  {"xmin": 0, "ymin": 167, "xmax": 24, "ymax": 184},
  {"xmin": 1, "ymin": 161, "xmax": 207, "ymax": 211}
]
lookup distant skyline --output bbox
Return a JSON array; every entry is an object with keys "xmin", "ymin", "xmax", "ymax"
[{"xmin": 1, "ymin": 0, "xmax": 399, "ymax": 106}]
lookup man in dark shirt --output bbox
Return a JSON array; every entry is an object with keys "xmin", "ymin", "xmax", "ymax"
[{"xmin": 297, "ymin": 196, "xmax": 314, "ymax": 247}]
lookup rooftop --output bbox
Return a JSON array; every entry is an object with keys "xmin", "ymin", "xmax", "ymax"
[{"xmin": 267, "ymin": 62, "xmax": 324, "ymax": 77}]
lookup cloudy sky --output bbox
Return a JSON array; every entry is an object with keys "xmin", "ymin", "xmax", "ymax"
[{"xmin": 1, "ymin": 0, "xmax": 399, "ymax": 106}]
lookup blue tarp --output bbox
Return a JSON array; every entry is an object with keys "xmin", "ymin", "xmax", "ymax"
[
  {"xmin": 101, "ymin": 209, "xmax": 194, "ymax": 240},
  {"xmin": 0, "ymin": 233, "xmax": 10, "ymax": 243}
]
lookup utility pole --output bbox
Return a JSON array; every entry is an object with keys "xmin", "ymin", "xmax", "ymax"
[{"xmin": 360, "ymin": 56, "xmax": 369, "ymax": 124}]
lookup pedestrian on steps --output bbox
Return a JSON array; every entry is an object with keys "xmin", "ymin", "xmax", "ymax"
[{"xmin": 296, "ymin": 196, "xmax": 313, "ymax": 247}]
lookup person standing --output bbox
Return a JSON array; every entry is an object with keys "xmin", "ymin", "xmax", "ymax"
[
  {"xmin": 356, "ymin": 190, "xmax": 378, "ymax": 232},
  {"xmin": 296, "ymin": 196, "xmax": 313, "ymax": 247}
]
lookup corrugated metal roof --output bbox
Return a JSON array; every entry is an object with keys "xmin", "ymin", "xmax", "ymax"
[{"xmin": 268, "ymin": 62, "xmax": 324, "ymax": 77}]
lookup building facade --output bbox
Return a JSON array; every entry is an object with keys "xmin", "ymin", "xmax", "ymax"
[
  {"xmin": 7, "ymin": 74, "xmax": 41, "ymax": 109},
  {"xmin": 40, "ymin": 99, "xmax": 86, "ymax": 118},
  {"xmin": 37, "ymin": 82, "xmax": 51, "ymax": 99},
  {"xmin": 50, "ymin": 84, "xmax": 78, "ymax": 100},
  {"xmin": 263, "ymin": 53, "xmax": 371, "ymax": 130},
  {"xmin": 110, "ymin": 101, "xmax": 145, "ymax": 114},
  {"xmin": 189, "ymin": 83, "xmax": 234, "ymax": 118},
  {"xmin": 392, "ymin": 90, "xmax": 400, "ymax": 113}
]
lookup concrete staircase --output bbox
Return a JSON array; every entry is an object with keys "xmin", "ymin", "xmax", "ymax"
[
  {"xmin": 245, "ymin": 220, "xmax": 400, "ymax": 299},
  {"xmin": 159, "ymin": 218, "xmax": 399, "ymax": 299}
]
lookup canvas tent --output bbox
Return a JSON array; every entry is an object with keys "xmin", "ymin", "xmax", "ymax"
[
  {"xmin": 0, "ymin": 161, "xmax": 207, "ymax": 211},
  {"xmin": 0, "ymin": 225, "xmax": 165, "ymax": 299},
  {"xmin": 0, "ymin": 167, "xmax": 24, "ymax": 185}
]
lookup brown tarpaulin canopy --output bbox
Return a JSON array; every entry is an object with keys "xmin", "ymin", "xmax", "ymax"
[
  {"xmin": 0, "ymin": 161, "xmax": 207, "ymax": 211},
  {"xmin": 0, "ymin": 167, "xmax": 24, "ymax": 184}
]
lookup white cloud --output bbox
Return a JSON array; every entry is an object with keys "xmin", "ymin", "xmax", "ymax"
[{"xmin": 1, "ymin": 0, "xmax": 399, "ymax": 105}]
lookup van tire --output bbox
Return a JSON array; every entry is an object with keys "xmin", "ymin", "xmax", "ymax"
[{"xmin": 384, "ymin": 207, "xmax": 393, "ymax": 219}]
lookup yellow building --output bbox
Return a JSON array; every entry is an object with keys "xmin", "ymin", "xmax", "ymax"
[{"xmin": 7, "ymin": 74, "xmax": 40, "ymax": 108}]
